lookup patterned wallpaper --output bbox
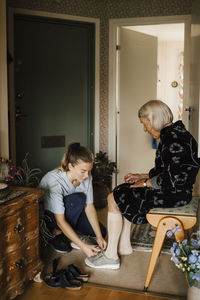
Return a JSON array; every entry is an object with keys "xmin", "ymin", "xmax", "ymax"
[{"xmin": 7, "ymin": 0, "xmax": 193, "ymax": 152}]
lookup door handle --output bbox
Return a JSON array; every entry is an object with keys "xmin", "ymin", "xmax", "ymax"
[
  {"xmin": 184, "ymin": 107, "xmax": 193, "ymax": 121},
  {"xmin": 16, "ymin": 113, "xmax": 29, "ymax": 120},
  {"xmin": 185, "ymin": 107, "xmax": 193, "ymax": 112}
]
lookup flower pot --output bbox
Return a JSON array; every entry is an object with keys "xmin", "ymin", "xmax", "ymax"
[
  {"xmin": 0, "ymin": 182, "xmax": 9, "ymax": 200},
  {"xmin": 93, "ymin": 182, "xmax": 110, "ymax": 210},
  {"xmin": 187, "ymin": 286, "xmax": 200, "ymax": 300}
]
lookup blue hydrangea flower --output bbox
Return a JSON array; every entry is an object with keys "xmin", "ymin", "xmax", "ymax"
[
  {"xmin": 191, "ymin": 239, "xmax": 200, "ymax": 249},
  {"xmin": 175, "ymin": 248, "xmax": 181, "ymax": 256},
  {"xmin": 191, "ymin": 250, "xmax": 199, "ymax": 256},
  {"xmin": 167, "ymin": 226, "xmax": 181, "ymax": 238},
  {"xmin": 171, "ymin": 256, "xmax": 180, "ymax": 265},
  {"xmin": 196, "ymin": 263, "xmax": 200, "ymax": 269},
  {"xmin": 170, "ymin": 247, "xmax": 175, "ymax": 256},
  {"xmin": 182, "ymin": 239, "xmax": 188, "ymax": 246},
  {"xmin": 188, "ymin": 254, "xmax": 198, "ymax": 264},
  {"xmin": 173, "ymin": 242, "xmax": 178, "ymax": 248},
  {"xmin": 167, "ymin": 230, "xmax": 173, "ymax": 238},
  {"xmin": 192, "ymin": 273, "xmax": 200, "ymax": 281}
]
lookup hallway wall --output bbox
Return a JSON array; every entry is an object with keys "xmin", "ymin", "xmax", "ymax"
[{"xmin": 7, "ymin": 0, "xmax": 193, "ymax": 152}]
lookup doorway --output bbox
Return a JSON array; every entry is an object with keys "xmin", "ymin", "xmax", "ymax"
[
  {"xmin": 8, "ymin": 9, "xmax": 100, "ymax": 174},
  {"xmin": 109, "ymin": 15, "xmax": 191, "ymax": 185}
]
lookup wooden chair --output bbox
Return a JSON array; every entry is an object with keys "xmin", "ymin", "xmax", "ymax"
[{"xmin": 144, "ymin": 197, "xmax": 200, "ymax": 292}]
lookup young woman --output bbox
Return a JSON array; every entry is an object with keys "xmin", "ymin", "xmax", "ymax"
[
  {"xmin": 85, "ymin": 100, "xmax": 200, "ymax": 269},
  {"xmin": 40, "ymin": 142, "xmax": 107, "ymax": 257}
]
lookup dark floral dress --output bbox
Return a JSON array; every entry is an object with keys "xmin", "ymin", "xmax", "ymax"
[{"xmin": 113, "ymin": 121, "xmax": 200, "ymax": 224}]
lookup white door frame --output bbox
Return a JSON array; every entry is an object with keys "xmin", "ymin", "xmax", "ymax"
[
  {"xmin": 108, "ymin": 15, "xmax": 191, "ymax": 182},
  {"xmin": 8, "ymin": 8, "xmax": 100, "ymax": 161}
]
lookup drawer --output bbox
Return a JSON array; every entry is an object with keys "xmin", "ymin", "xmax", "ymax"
[
  {"xmin": 23, "ymin": 201, "xmax": 39, "ymax": 236},
  {"xmin": 0, "ymin": 188, "xmax": 43, "ymax": 300},
  {"xmin": 3, "ymin": 204, "xmax": 38, "ymax": 254},
  {"xmin": 4, "ymin": 238, "xmax": 40, "ymax": 289}
]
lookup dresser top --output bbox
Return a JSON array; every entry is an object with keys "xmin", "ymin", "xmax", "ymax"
[{"xmin": 0, "ymin": 187, "xmax": 43, "ymax": 218}]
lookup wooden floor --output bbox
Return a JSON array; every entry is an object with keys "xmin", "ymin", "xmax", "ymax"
[{"xmin": 16, "ymin": 283, "xmax": 185, "ymax": 300}]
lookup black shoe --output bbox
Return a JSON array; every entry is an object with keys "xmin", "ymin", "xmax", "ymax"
[
  {"xmin": 58, "ymin": 269, "xmax": 82, "ymax": 287},
  {"xmin": 68, "ymin": 264, "xmax": 89, "ymax": 282},
  {"xmin": 44, "ymin": 271, "xmax": 82, "ymax": 290},
  {"xmin": 49, "ymin": 234, "xmax": 72, "ymax": 253},
  {"xmin": 44, "ymin": 258, "xmax": 82, "ymax": 290}
]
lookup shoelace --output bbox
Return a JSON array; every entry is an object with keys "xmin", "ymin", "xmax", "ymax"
[{"xmin": 92, "ymin": 250, "xmax": 104, "ymax": 260}]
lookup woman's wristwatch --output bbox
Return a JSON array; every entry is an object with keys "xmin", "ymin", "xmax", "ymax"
[{"xmin": 143, "ymin": 178, "xmax": 148, "ymax": 187}]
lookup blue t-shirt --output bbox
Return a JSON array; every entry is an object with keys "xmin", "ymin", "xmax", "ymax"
[{"xmin": 39, "ymin": 169, "xmax": 93, "ymax": 214}]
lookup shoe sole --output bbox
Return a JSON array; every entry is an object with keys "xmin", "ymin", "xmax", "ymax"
[
  {"xmin": 49, "ymin": 244, "xmax": 71, "ymax": 254},
  {"xmin": 44, "ymin": 280, "xmax": 82, "ymax": 290},
  {"xmin": 85, "ymin": 259, "xmax": 120, "ymax": 270},
  {"xmin": 71, "ymin": 243, "xmax": 80, "ymax": 250},
  {"xmin": 71, "ymin": 242, "xmax": 97, "ymax": 250}
]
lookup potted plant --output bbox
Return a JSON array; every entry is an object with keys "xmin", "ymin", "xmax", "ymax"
[
  {"xmin": 92, "ymin": 151, "xmax": 117, "ymax": 209},
  {"xmin": 0, "ymin": 157, "xmax": 20, "ymax": 199},
  {"xmin": 169, "ymin": 227, "xmax": 200, "ymax": 299},
  {"xmin": 15, "ymin": 153, "xmax": 42, "ymax": 187}
]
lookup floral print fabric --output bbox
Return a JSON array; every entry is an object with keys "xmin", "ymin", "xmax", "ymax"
[{"xmin": 113, "ymin": 121, "xmax": 200, "ymax": 224}]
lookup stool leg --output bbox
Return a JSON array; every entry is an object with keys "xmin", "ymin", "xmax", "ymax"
[{"xmin": 144, "ymin": 217, "xmax": 184, "ymax": 291}]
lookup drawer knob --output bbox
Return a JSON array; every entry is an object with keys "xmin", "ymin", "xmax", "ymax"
[
  {"xmin": 15, "ymin": 257, "xmax": 25, "ymax": 269},
  {"xmin": 14, "ymin": 224, "xmax": 24, "ymax": 233}
]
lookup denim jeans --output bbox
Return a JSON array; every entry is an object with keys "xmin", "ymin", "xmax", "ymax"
[{"xmin": 45, "ymin": 192, "xmax": 106, "ymax": 238}]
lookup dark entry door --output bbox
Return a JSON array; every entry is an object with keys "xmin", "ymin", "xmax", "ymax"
[{"xmin": 13, "ymin": 14, "xmax": 94, "ymax": 173}]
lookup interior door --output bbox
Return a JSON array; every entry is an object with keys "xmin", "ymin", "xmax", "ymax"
[
  {"xmin": 190, "ymin": 0, "xmax": 200, "ymax": 195},
  {"xmin": 11, "ymin": 14, "xmax": 94, "ymax": 174},
  {"xmin": 117, "ymin": 28, "xmax": 157, "ymax": 184}
]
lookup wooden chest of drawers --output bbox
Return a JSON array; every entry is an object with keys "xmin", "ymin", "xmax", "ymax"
[{"xmin": 0, "ymin": 187, "xmax": 43, "ymax": 300}]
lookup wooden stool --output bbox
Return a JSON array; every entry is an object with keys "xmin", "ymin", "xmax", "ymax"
[{"xmin": 144, "ymin": 197, "xmax": 200, "ymax": 291}]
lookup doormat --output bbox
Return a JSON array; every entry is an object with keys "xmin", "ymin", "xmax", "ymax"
[{"xmin": 131, "ymin": 223, "xmax": 179, "ymax": 254}]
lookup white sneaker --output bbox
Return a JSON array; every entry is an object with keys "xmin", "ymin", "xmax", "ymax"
[
  {"xmin": 71, "ymin": 235, "xmax": 98, "ymax": 250},
  {"xmin": 85, "ymin": 251, "xmax": 120, "ymax": 269},
  {"xmin": 70, "ymin": 241, "xmax": 81, "ymax": 250}
]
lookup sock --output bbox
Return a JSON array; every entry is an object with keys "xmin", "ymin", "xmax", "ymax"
[
  {"xmin": 104, "ymin": 212, "xmax": 122, "ymax": 260},
  {"xmin": 118, "ymin": 217, "xmax": 133, "ymax": 255}
]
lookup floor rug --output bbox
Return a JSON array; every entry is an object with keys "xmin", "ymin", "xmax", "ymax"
[{"xmin": 131, "ymin": 223, "xmax": 176, "ymax": 254}]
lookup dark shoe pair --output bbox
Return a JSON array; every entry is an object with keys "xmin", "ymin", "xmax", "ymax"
[
  {"xmin": 68, "ymin": 264, "xmax": 89, "ymax": 282},
  {"xmin": 44, "ymin": 270, "xmax": 82, "ymax": 290},
  {"xmin": 49, "ymin": 233, "xmax": 72, "ymax": 253},
  {"xmin": 43, "ymin": 259, "xmax": 89, "ymax": 289}
]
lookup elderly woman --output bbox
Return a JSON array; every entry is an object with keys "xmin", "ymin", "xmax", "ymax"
[{"xmin": 85, "ymin": 100, "xmax": 200, "ymax": 269}]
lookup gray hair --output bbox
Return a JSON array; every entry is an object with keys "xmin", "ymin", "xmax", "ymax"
[{"xmin": 138, "ymin": 100, "xmax": 174, "ymax": 131}]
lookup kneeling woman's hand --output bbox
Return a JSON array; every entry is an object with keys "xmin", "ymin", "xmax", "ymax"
[
  {"xmin": 81, "ymin": 244, "xmax": 101, "ymax": 257},
  {"xmin": 96, "ymin": 237, "xmax": 107, "ymax": 250}
]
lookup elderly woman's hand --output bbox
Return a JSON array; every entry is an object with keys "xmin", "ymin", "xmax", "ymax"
[
  {"xmin": 130, "ymin": 178, "xmax": 151, "ymax": 188},
  {"xmin": 124, "ymin": 173, "xmax": 141, "ymax": 183}
]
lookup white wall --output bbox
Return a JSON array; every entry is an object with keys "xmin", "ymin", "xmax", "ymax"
[{"xmin": 157, "ymin": 40, "xmax": 184, "ymax": 121}]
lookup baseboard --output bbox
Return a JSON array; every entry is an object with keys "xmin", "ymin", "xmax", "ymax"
[{"xmin": 85, "ymin": 282, "xmax": 186, "ymax": 300}]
